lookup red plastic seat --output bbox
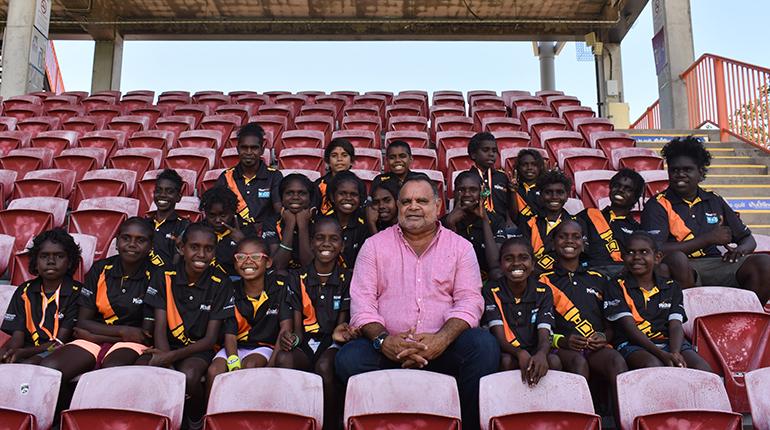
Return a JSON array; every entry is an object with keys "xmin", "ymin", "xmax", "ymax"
[
  {"xmin": 61, "ymin": 366, "xmax": 185, "ymax": 430},
  {"xmin": 535, "ymin": 90, "xmax": 564, "ymax": 100},
  {"xmin": 299, "ymin": 104, "xmax": 337, "ymax": 119},
  {"xmin": 298, "ymin": 91, "xmax": 325, "ymax": 103},
  {"xmin": 159, "ymin": 90, "xmax": 191, "ymax": 100},
  {"xmin": 540, "ymin": 130, "xmax": 587, "ymax": 162},
  {"xmin": 53, "ymin": 148, "xmax": 107, "ymax": 180},
  {"xmin": 205, "ymin": 368, "xmax": 323, "ymax": 430},
  {"xmin": 83, "ymin": 95, "xmax": 119, "ymax": 110},
  {"xmin": 314, "ymin": 96, "xmax": 347, "ymax": 120},
  {"xmin": 557, "ymin": 148, "xmax": 608, "ymax": 183},
  {"xmin": 14, "ymin": 169, "xmax": 77, "ymax": 199},
  {"xmin": 471, "ymin": 95, "xmax": 506, "ymax": 111},
  {"xmin": 432, "ymin": 92, "xmax": 465, "ymax": 108},
  {"xmin": 77, "ymin": 130, "xmax": 127, "ymax": 158},
  {"xmin": 202, "ymin": 168, "xmax": 226, "ymax": 192},
  {"xmin": 46, "ymin": 105, "xmax": 86, "ymax": 125},
  {"xmin": 0, "ymin": 234, "xmax": 14, "ymax": 279},
  {"xmin": 508, "ymin": 95, "xmax": 544, "ymax": 117},
  {"xmin": 70, "ymin": 197, "xmax": 141, "ymax": 259},
  {"xmin": 155, "ymin": 115, "xmax": 196, "ymax": 139},
  {"xmin": 16, "ymin": 116, "xmax": 60, "ymax": 134},
  {"xmin": 345, "ymin": 369, "xmax": 461, "ymax": 430},
  {"xmin": 574, "ymin": 170, "xmax": 616, "ymax": 209},
  {"xmin": 565, "ymin": 198, "xmax": 586, "ymax": 215},
  {"xmin": 352, "ymin": 94, "xmax": 387, "ymax": 123},
  {"xmin": 0, "ymin": 131, "xmax": 32, "ymax": 156},
  {"xmin": 573, "ymin": 117, "xmax": 615, "ymax": 143},
  {"xmin": 257, "ymin": 104, "xmax": 294, "ymax": 128},
  {"xmin": 501, "ymin": 90, "xmax": 532, "ymax": 105},
  {"xmin": 528, "ymin": 117, "xmax": 568, "ymax": 148},
  {"xmin": 558, "ymin": 106, "xmax": 596, "ymax": 130},
  {"xmin": 493, "ymin": 131, "xmax": 531, "ymax": 153},
  {"xmin": 0, "ymin": 169, "xmax": 18, "ymax": 203},
  {"xmin": 264, "ymin": 91, "xmax": 293, "ymax": 102},
  {"xmin": 215, "ymin": 104, "xmax": 252, "ymax": 123},
  {"xmin": 342, "ymin": 116, "xmax": 381, "ymax": 147},
  {"xmin": 278, "ymin": 130, "xmax": 325, "ymax": 155},
  {"xmin": 343, "ymin": 106, "xmax": 380, "ymax": 121},
  {"xmin": 435, "ymin": 116, "xmax": 474, "ymax": 135},
  {"xmin": 388, "ymin": 116, "xmax": 428, "ymax": 133},
  {"xmin": 60, "ymin": 91, "xmax": 89, "ymax": 103},
  {"xmin": 1, "ymin": 148, "xmax": 55, "ymax": 174},
  {"xmin": 616, "ymin": 368, "xmax": 740, "ymax": 430},
  {"xmin": 331, "ymin": 90, "xmax": 359, "ymax": 104},
  {"xmin": 164, "ymin": 148, "xmax": 216, "ymax": 185},
  {"xmin": 411, "ymin": 148, "xmax": 438, "ymax": 170},
  {"xmin": 446, "ymin": 148, "xmax": 473, "ymax": 196},
  {"xmin": 332, "ymin": 130, "xmax": 376, "ymax": 150},
  {"xmin": 468, "ymin": 90, "xmax": 497, "ymax": 106},
  {"xmin": 278, "ymin": 148, "xmax": 325, "ymax": 173},
  {"xmin": 30, "ymin": 130, "xmax": 79, "ymax": 156},
  {"xmin": 178, "ymin": 130, "xmax": 224, "ymax": 151},
  {"xmin": 589, "ymin": 131, "xmax": 636, "ymax": 158},
  {"xmin": 682, "ymin": 287, "xmax": 764, "ymax": 339},
  {"xmin": 4, "ymin": 104, "xmax": 43, "ymax": 121},
  {"xmin": 517, "ymin": 105, "xmax": 553, "ymax": 131},
  {"xmin": 234, "ymin": 94, "xmax": 269, "ymax": 117},
  {"xmin": 0, "ymin": 364, "xmax": 61, "ymax": 430},
  {"xmin": 352, "ymin": 148, "xmax": 382, "ymax": 171},
  {"xmin": 471, "ymin": 105, "xmax": 506, "ymax": 132},
  {"xmin": 0, "ymin": 117, "xmax": 19, "ymax": 131},
  {"xmin": 192, "ymin": 90, "xmax": 224, "ymax": 103},
  {"xmin": 127, "ymin": 130, "xmax": 175, "ymax": 152},
  {"xmin": 42, "ymin": 95, "xmax": 78, "ymax": 111},
  {"xmin": 385, "ymin": 104, "xmax": 423, "ymax": 122},
  {"xmin": 126, "ymin": 105, "xmax": 162, "ymax": 128},
  {"xmin": 200, "ymin": 114, "xmax": 241, "ymax": 140},
  {"xmin": 746, "ymin": 368, "xmax": 770, "ymax": 430},
  {"xmin": 637, "ymin": 169, "xmax": 668, "ymax": 198},
  {"xmin": 275, "ymin": 94, "xmax": 307, "ymax": 116},
  {"xmin": 86, "ymin": 105, "xmax": 123, "ymax": 127},
  {"xmin": 294, "ymin": 115, "xmax": 335, "ymax": 143},
  {"xmin": 106, "ymin": 115, "xmax": 149, "ymax": 138},
  {"xmin": 1, "ymin": 197, "xmax": 68, "ymax": 252},
  {"xmin": 73, "ymin": 169, "xmax": 138, "ymax": 208},
  {"xmin": 479, "ymin": 370, "xmax": 600, "ymax": 430},
  {"xmin": 384, "ymin": 131, "xmax": 429, "ymax": 149},
  {"xmin": 611, "ymin": 147, "xmax": 664, "ymax": 171},
  {"xmin": 546, "ymin": 95, "xmax": 581, "ymax": 113},
  {"xmin": 109, "ymin": 148, "xmax": 163, "ymax": 181},
  {"xmin": 3, "ymin": 96, "xmax": 42, "ymax": 110},
  {"xmin": 156, "ymin": 96, "xmax": 189, "ymax": 116},
  {"xmin": 173, "ymin": 104, "xmax": 210, "ymax": 127},
  {"xmin": 392, "ymin": 94, "xmax": 427, "ymax": 117},
  {"xmin": 482, "ymin": 117, "xmax": 522, "ymax": 133},
  {"xmin": 280, "ymin": 169, "xmax": 322, "ymax": 182},
  {"xmin": 62, "ymin": 116, "xmax": 105, "ymax": 134},
  {"xmin": 430, "ymin": 106, "xmax": 467, "ymax": 136},
  {"xmin": 196, "ymin": 94, "xmax": 232, "ymax": 113},
  {"xmin": 249, "ymin": 115, "xmax": 287, "ymax": 149},
  {"xmin": 436, "ymin": 131, "xmax": 475, "ymax": 174}
]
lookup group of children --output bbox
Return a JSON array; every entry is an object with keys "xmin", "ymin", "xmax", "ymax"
[{"xmin": 2, "ymin": 120, "xmax": 768, "ymax": 429}]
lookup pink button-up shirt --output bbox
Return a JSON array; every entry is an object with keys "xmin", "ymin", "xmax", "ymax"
[{"xmin": 350, "ymin": 224, "xmax": 484, "ymax": 334}]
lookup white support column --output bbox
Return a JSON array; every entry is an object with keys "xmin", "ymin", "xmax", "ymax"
[
  {"xmin": 652, "ymin": 0, "xmax": 695, "ymax": 129},
  {"xmin": 538, "ymin": 42, "xmax": 557, "ymax": 91},
  {"xmin": 601, "ymin": 43, "xmax": 630, "ymax": 128},
  {"xmin": 91, "ymin": 34, "xmax": 123, "ymax": 93},
  {"xmin": 0, "ymin": 0, "xmax": 51, "ymax": 97}
]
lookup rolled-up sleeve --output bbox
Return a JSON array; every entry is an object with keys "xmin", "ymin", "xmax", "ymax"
[
  {"xmin": 349, "ymin": 239, "xmax": 385, "ymax": 328},
  {"xmin": 445, "ymin": 242, "xmax": 484, "ymax": 328}
]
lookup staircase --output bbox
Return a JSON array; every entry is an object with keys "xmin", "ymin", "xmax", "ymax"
[{"xmin": 628, "ymin": 129, "xmax": 770, "ymax": 235}]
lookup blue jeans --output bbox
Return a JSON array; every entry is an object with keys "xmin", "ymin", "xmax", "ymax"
[{"xmin": 335, "ymin": 328, "xmax": 500, "ymax": 430}]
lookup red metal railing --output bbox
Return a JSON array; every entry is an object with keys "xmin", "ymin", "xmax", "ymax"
[
  {"xmin": 44, "ymin": 41, "xmax": 65, "ymax": 94},
  {"xmin": 630, "ymin": 100, "xmax": 660, "ymax": 130},
  {"xmin": 682, "ymin": 53, "xmax": 769, "ymax": 146}
]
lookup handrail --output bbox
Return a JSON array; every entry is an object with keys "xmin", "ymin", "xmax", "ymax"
[
  {"xmin": 630, "ymin": 100, "xmax": 660, "ymax": 130},
  {"xmin": 44, "ymin": 41, "xmax": 65, "ymax": 94}
]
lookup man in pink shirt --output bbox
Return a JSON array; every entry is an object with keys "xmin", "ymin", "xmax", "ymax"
[{"xmin": 335, "ymin": 176, "xmax": 500, "ymax": 430}]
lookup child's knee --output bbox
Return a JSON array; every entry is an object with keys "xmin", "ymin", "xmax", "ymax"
[
  {"xmin": 273, "ymin": 351, "xmax": 294, "ymax": 368},
  {"xmin": 684, "ymin": 351, "xmax": 712, "ymax": 372},
  {"xmin": 499, "ymin": 353, "xmax": 517, "ymax": 371},
  {"xmin": 315, "ymin": 356, "xmax": 336, "ymax": 380},
  {"xmin": 206, "ymin": 360, "xmax": 225, "ymax": 381},
  {"xmin": 547, "ymin": 353, "xmax": 562, "ymax": 371}
]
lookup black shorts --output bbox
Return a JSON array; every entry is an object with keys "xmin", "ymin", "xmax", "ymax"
[{"xmin": 298, "ymin": 336, "xmax": 337, "ymax": 365}]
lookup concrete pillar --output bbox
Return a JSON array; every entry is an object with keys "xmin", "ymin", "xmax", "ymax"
[
  {"xmin": 652, "ymin": 0, "xmax": 695, "ymax": 129},
  {"xmin": 599, "ymin": 43, "xmax": 630, "ymax": 128},
  {"xmin": 0, "ymin": 0, "xmax": 51, "ymax": 98},
  {"xmin": 91, "ymin": 34, "xmax": 123, "ymax": 93},
  {"xmin": 538, "ymin": 42, "xmax": 556, "ymax": 91}
]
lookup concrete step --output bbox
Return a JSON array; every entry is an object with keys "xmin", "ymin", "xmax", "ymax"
[
  {"xmin": 704, "ymin": 174, "xmax": 770, "ymax": 185},
  {"xmin": 735, "ymin": 211, "xmax": 770, "ymax": 224},
  {"xmin": 708, "ymin": 165, "xmax": 769, "ymax": 175},
  {"xmin": 710, "ymin": 156, "xmax": 762, "ymax": 165},
  {"xmin": 703, "ymin": 184, "xmax": 770, "ymax": 197},
  {"xmin": 748, "ymin": 226, "xmax": 770, "ymax": 235}
]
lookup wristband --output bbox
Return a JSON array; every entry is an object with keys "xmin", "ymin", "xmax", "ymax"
[
  {"xmin": 551, "ymin": 334, "xmax": 564, "ymax": 349},
  {"xmin": 226, "ymin": 355, "xmax": 241, "ymax": 371},
  {"xmin": 279, "ymin": 243, "xmax": 294, "ymax": 252},
  {"xmin": 291, "ymin": 334, "xmax": 301, "ymax": 349}
]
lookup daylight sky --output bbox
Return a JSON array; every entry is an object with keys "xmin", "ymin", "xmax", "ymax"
[{"xmin": 52, "ymin": 0, "xmax": 770, "ymax": 120}]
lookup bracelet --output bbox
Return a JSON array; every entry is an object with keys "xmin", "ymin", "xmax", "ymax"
[
  {"xmin": 226, "ymin": 355, "xmax": 241, "ymax": 371},
  {"xmin": 551, "ymin": 334, "xmax": 564, "ymax": 349},
  {"xmin": 291, "ymin": 334, "xmax": 300, "ymax": 349},
  {"xmin": 279, "ymin": 243, "xmax": 294, "ymax": 252}
]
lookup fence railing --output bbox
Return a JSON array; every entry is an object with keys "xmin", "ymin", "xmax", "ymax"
[
  {"xmin": 630, "ymin": 100, "xmax": 660, "ymax": 130},
  {"xmin": 44, "ymin": 41, "xmax": 65, "ymax": 94}
]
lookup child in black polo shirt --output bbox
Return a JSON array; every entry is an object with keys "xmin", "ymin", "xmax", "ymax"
[
  {"xmin": 322, "ymin": 170, "xmax": 370, "ymax": 268},
  {"xmin": 200, "ymin": 186, "xmax": 257, "ymax": 277},
  {"xmin": 467, "ymin": 132, "xmax": 513, "ymax": 229},
  {"xmin": 483, "ymin": 237, "xmax": 561, "ymax": 386},
  {"xmin": 604, "ymin": 231, "xmax": 711, "ymax": 371},
  {"xmin": 41, "ymin": 218, "xmax": 157, "ymax": 381},
  {"xmin": 206, "ymin": 238, "xmax": 293, "ymax": 392},
  {"xmin": 371, "ymin": 140, "xmax": 418, "ymax": 191},
  {"xmin": 518, "ymin": 169, "xmax": 575, "ymax": 272},
  {"xmin": 578, "ymin": 169, "xmax": 644, "ymax": 278},
  {"xmin": 1, "ymin": 229, "xmax": 82, "ymax": 364},
  {"xmin": 512, "ymin": 148, "xmax": 546, "ymax": 223},
  {"xmin": 148, "ymin": 168, "xmax": 189, "ymax": 267},
  {"xmin": 366, "ymin": 180, "xmax": 399, "ymax": 234},
  {"xmin": 442, "ymin": 171, "xmax": 506, "ymax": 281},
  {"xmin": 539, "ymin": 220, "xmax": 627, "ymax": 397},
  {"xmin": 142, "ymin": 223, "xmax": 234, "ymax": 429},
  {"xmin": 262, "ymin": 173, "xmax": 315, "ymax": 270},
  {"xmin": 315, "ymin": 138, "xmax": 356, "ymax": 215},
  {"xmin": 275, "ymin": 217, "xmax": 356, "ymax": 430}
]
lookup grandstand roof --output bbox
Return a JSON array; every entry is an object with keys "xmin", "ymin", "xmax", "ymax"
[{"xmin": 6, "ymin": 0, "xmax": 647, "ymax": 42}]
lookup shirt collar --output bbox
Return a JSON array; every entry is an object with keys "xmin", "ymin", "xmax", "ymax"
[
  {"xmin": 554, "ymin": 261, "xmax": 588, "ymax": 276},
  {"xmin": 107, "ymin": 256, "xmax": 153, "ymax": 281},
  {"xmin": 623, "ymin": 272, "xmax": 671, "ymax": 291},
  {"xmin": 304, "ymin": 264, "xmax": 343, "ymax": 287},
  {"xmin": 173, "ymin": 261, "xmax": 211, "ymax": 289},
  {"xmin": 665, "ymin": 187, "xmax": 712, "ymax": 206},
  {"xmin": 602, "ymin": 207, "xmax": 627, "ymax": 221},
  {"xmin": 235, "ymin": 162, "xmax": 268, "ymax": 181}
]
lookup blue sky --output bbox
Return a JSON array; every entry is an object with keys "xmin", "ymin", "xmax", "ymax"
[{"xmin": 53, "ymin": 0, "xmax": 769, "ymax": 121}]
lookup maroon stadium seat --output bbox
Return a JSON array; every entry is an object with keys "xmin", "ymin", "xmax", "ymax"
[
  {"xmin": 202, "ymin": 168, "xmax": 226, "ymax": 192},
  {"xmin": 249, "ymin": 115, "xmax": 287, "ymax": 149},
  {"xmin": 177, "ymin": 130, "xmax": 225, "ymax": 151},
  {"xmin": 388, "ymin": 116, "xmax": 428, "ymax": 133},
  {"xmin": 546, "ymin": 95, "xmax": 581, "ymax": 113},
  {"xmin": 126, "ymin": 105, "xmax": 162, "ymax": 128},
  {"xmin": 54, "ymin": 148, "xmax": 107, "ymax": 180},
  {"xmin": 294, "ymin": 115, "xmax": 335, "ymax": 143},
  {"xmin": 384, "ymin": 131, "xmax": 429, "ymax": 149},
  {"xmin": 1, "ymin": 197, "xmax": 68, "ymax": 252},
  {"xmin": 173, "ymin": 104, "xmax": 210, "ymax": 127},
  {"xmin": 277, "ymin": 148, "xmax": 325, "ymax": 173},
  {"xmin": 77, "ymin": 130, "xmax": 127, "ymax": 158},
  {"xmin": 574, "ymin": 170, "xmax": 616, "ymax": 209},
  {"xmin": 164, "ymin": 148, "xmax": 216, "ymax": 186},
  {"xmin": 0, "ymin": 169, "xmax": 18, "ymax": 204},
  {"xmin": 0, "ymin": 131, "xmax": 32, "ymax": 155},
  {"xmin": 518, "ymin": 106, "xmax": 554, "ymax": 131},
  {"xmin": 332, "ymin": 130, "xmax": 376, "ymax": 150},
  {"xmin": 14, "ymin": 169, "xmax": 77, "ymax": 199},
  {"xmin": 199, "ymin": 115, "xmax": 241, "ymax": 144},
  {"xmin": 47, "ymin": 105, "xmax": 85, "ymax": 125},
  {"xmin": 411, "ymin": 148, "xmax": 438, "ymax": 170},
  {"xmin": 746, "ymin": 368, "xmax": 770, "ymax": 430},
  {"xmin": 482, "ymin": 117, "xmax": 521, "ymax": 133},
  {"xmin": 573, "ymin": 117, "xmax": 615, "ymax": 143},
  {"xmin": 0, "ymin": 117, "xmax": 19, "ymax": 131},
  {"xmin": 1, "ymin": 148, "xmax": 55, "ymax": 175},
  {"xmin": 0, "ymin": 364, "xmax": 61, "ymax": 430},
  {"xmin": 62, "ymin": 116, "xmax": 105, "ymax": 135},
  {"xmin": 30, "ymin": 130, "xmax": 79, "ymax": 156},
  {"xmin": 386, "ymin": 104, "xmax": 423, "ymax": 122},
  {"xmin": 278, "ymin": 130, "xmax": 325, "ymax": 155},
  {"xmin": 197, "ymin": 94, "xmax": 232, "ymax": 113},
  {"xmin": 471, "ymin": 105, "xmax": 506, "ymax": 132},
  {"xmin": 557, "ymin": 148, "xmax": 608, "ymax": 183},
  {"xmin": 215, "ymin": 104, "xmax": 252, "ymax": 123},
  {"xmin": 540, "ymin": 130, "xmax": 587, "ymax": 162},
  {"xmin": 393, "ymin": 94, "xmax": 427, "ymax": 116},
  {"xmin": 73, "ymin": 169, "xmax": 138, "ymax": 208},
  {"xmin": 528, "ymin": 117, "xmax": 568, "ymax": 149},
  {"xmin": 610, "ymin": 147, "xmax": 664, "ymax": 171},
  {"xmin": 558, "ymin": 105, "xmax": 596, "ymax": 130},
  {"xmin": 127, "ymin": 130, "xmax": 176, "ymax": 152},
  {"xmin": 4, "ymin": 104, "xmax": 43, "ymax": 121},
  {"xmin": 436, "ymin": 131, "xmax": 474, "ymax": 174},
  {"xmin": 234, "ymin": 94, "xmax": 270, "ymax": 116},
  {"xmin": 109, "ymin": 148, "xmax": 163, "ymax": 181},
  {"xmin": 352, "ymin": 148, "xmax": 382, "ymax": 171},
  {"xmin": 107, "ymin": 115, "xmax": 150, "ymax": 138},
  {"xmin": 492, "ymin": 131, "xmax": 531, "ymax": 152},
  {"xmin": 589, "ymin": 131, "xmax": 636, "ymax": 159},
  {"xmin": 275, "ymin": 94, "xmax": 307, "ymax": 116},
  {"xmin": 509, "ymin": 95, "xmax": 545, "ymax": 117},
  {"xmin": 16, "ymin": 116, "xmax": 60, "ymax": 134},
  {"xmin": 70, "ymin": 197, "xmax": 140, "ymax": 259}
]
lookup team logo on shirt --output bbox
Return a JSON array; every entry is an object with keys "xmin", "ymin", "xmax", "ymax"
[
  {"xmin": 132, "ymin": 298, "xmax": 143, "ymax": 305},
  {"xmin": 494, "ymin": 184, "xmax": 506, "ymax": 191},
  {"xmin": 705, "ymin": 212, "xmax": 719, "ymax": 224},
  {"xmin": 200, "ymin": 304, "xmax": 211, "ymax": 311},
  {"xmin": 585, "ymin": 288, "xmax": 601, "ymax": 298},
  {"xmin": 258, "ymin": 188, "xmax": 270, "ymax": 198},
  {"xmin": 147, "ymin": 287, "xmax": 158, "ymax": 295},
  {"xmin": 658, "ymin": 302, "xmax": 672, "ymax": 309},
  {"xmin": 266, "ymin": 308, "xmax": 279, "ymax": 315},
  {"xmin": 4, "ymin": 313, "xmax": 15, "ymax": 321}
]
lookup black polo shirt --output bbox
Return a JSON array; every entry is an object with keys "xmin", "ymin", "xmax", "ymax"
[
  {"xmin": 79, "ymin": 255, "xmax": 156, "ymax": 327},
  {"xmin": 440, "ymin": 214, "xmax": 506, "ymax": 278},
  {"xmin": 261, "ymin": 213, "xmax": 304, "ymax": 270},
  {"xmin": 578, "ymin": 207, "xmax": 640, "ymax": 266},
  {"xmin": 371, "ymin": 171, "xmax": 421, "ymax": 192},
  {"xmin": 313, "ymin": 173, "xmax": 334, "ymax": 216},
  {"xmin": 605, "ymin": 273, "xmax": 686, "ymax": 346},
  {"xmin": 1, "ymin": 277, "xmax": 82, "ymax": 347},
  {"xmin": 482, "ymin": 277, "xmax": 555, "ymax": 353},
  {"xmin": 468, "ymin": 166, "xmax": 511, "ymax": 226},
  {"xmin": 144, "ymin": 262, "xmax": 234, "ymax": 349},
  {"xmin": 319, "ymin": 212, "xmax": 370, "ymax": 269},
  {"xmin": 286, "ymin": 264, "xmax": 351, "ymax": 338},
  {"xmin": 148, "ymin": 212, "xmax": 189, "ymax": 267},
  {"xmin": 518, "ymin": 210, "xmax": 576, "ymax": 272},
  {"xmin": 514, "ymin": 182, "xmax": 540, "ymax": 221},
  {"xmin": 641, "ymin": 188, "xmax": 751, "ymax": 258},
  {"xmin": 224, "ymin": 273, "xmax": 292, "ymax": 349},
  {"xmin": 539, "ymin": 264, "xmax": 610, "ymax": 338},
  {"xmin": 214, "ymin": 223, "xmax": 258, "ymax": 276},
  {"xmin": 216, "ymin": 162, "xmax": 283, "ymax": 226}
]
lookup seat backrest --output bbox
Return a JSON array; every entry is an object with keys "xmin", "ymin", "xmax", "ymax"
[
  {"xmin": 207, "ymin": 368, "xmax": 323, "ymax": 426},
  {"xmin": 564, "ymin": 198, "xmax": 585, "ymax": 215},
  {"xmin": 77, "ymin": 197, "xmax": 140, "ymax": 217},
  {"xmin": 8, "ymin": 197, "xmax": 69, "ymax": 227},
  {"xmin": 573, "ymin": 170, "xmax": 616, "ymax": 198},
  {"xmin": 616, "ymin": 367, "xmax": 732, "ymax": 430},
  {"xmin": 682, "ymin": 286, "xmax": 764, "ymax": 338},
  {"xmin": 70, "ymin": 233, "xmax": 97, "ymax": 274},
  {"xmin": 23, "ymin": 169, "xmax": 77, "ymax": 192},
  {"xmin": 639, "ymin": 169, "xmax": 668, "ymax": 183},
  {"xmin": 81, "ymin": 169, "xmax": 138, "ymax": 195},
  {"xmin": 0, "ymin": 283, "xmax": 15, "ymax": 319},
  {"xmin": 280, "ymin": 169, "xmax": 322, "ymax": 182},
  {"xmin": 610, "ymin": 147, "xmax": 660, "ymax": 170},
  {"xmin": 746, "ymin": 368, "xmax": 770, "ymax": 430},
  {"xmin": 70, "ymin": 366, "xmax": 185, "ymax": 429},
  {"xmin": 113, "ymin": 147, "xmax": 164, "ymax": 169},
  {"xmin": 557, "ymin": 148, "xmax": 605, "ymax": 170},
  {"xmin": 0, "ymin": 169, "xmax": 18, "ymax": 200},
  {"xmin": 0, "ymin": 363, "xmax": 62, "ymax": 430},
  {"xmin": 588, "ymin": 130, "xmax": 633, "ymax": 149},
  {"xmin": 344, "ymin": 369, "xmax": 461, "ymax": 422},
  {"xmin": 58, "ymin": 147, "xmax": 108, "ymax": 168},
  {"xmin": 479, "ymin": 370, "xmax": 594, "ymax": 429},
  {"xmin": 166, "ymin": 147, "xmax": 216, "ymax": 170}
]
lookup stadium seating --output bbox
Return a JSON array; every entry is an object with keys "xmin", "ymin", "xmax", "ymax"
[
  {"xmin": 128, "ymin": 130, "xmax": 176, "ymax": 152},
  {"xmin": 639, "ymin": 170, "xmax": 668, "ymax": 198},
  {"xmin": 0, "ymin": 117, "xmax": 19, "ymax": 132},
  {"xmin": 205, "ymin": 368, "xmax": 323, "ymax": 429},
  {"xmin": 0, "ymin": 364, "xmax": 62, "ymax": 430},
  {"xmin": 616, "ymin": 368, "xmax": 740, "ymax": 430},
  {"xmin": 53, "ymin": 148, "xmax": 107, "ymax": 181},
  {"xmin": 278, "ymin": 148, "xmax": 326, "ymax": 173},
  {"xmin": 479, "ymin": 370, "xmax": 600, "ymax": 430},
  {"xmin": 557, "ymin": 148, "xmax": 608, "ymax": 183},
  {"xmin": 77, "ymin": 130, "xmax": 127, "ymax": 158},
  {"xmin": 13, "ymin": 168, "xmax": 76, "ymax": 199},
  {"xmin": 16, "ymin": 116, "xmax": 60, "ymax": 133},
  {"xmin": 352, "ymin": 148, "xmax": 382, "ymax": 171},
  {"xmin": 294, "ymin": 115, "xmax": 335, "ymax": 142},
  {"xmin": 1, "ymin": 197, "xmax": 68, "ymax": 252},
  {"xmin": 73, "ymin": 169, "xmax": 138, "ymax": 208},
  {"xmin": 384, "ymin": 130, "xmax": 429, "ymax": 149},
  {"xmin": 332, "ymin": 130, "xmax": 377, "ymax": 149},
  {"xmin": 30, "ymin": 130, "xmax": 79, "ymax": 156},
  {"xmin": 0, "ymin": 234, "xmax": 15, "ymax": 277},
  {"xmin": 0, "ymin": 131, "xmax": 32, "ymax": 155},
  {"xmin": 573, "ymin": 117, "xmax": 614, "ymax": 143},
  {"xmin": 155, "ymin": 115, "xmax": 196, "ymax": 138},
  {"xmin": 747, "ymin": 368, "xmax": 770, "ymax": 430},
  {"xmin": 137, "ymin": 168, "xmax": 197, "ymax": 213},
  {"xmin": 501, "ymin": 147, "xmax": 549, "ymax": 176},
  {"xmin": 539, "ymin": 130, "xmax": 586, "ymax": 161},
  {"xmin": 574, "ymin": 170, "xmax": 617, "ymax": 208},
  {"xmin": 61, "ymin": 367, "xmax": 185, "ymax": 430},
  {"xmin": 278, "ymin": 130, "xmax": 325, "ymax": 154},
  {"xmin": 344, "ymin": 370, "xmax": 461, "ymax": 430},
  {"xmin": 481, "ymin": 117, "xmax": 521, "ymax": 133},
  {"xmin": 528, "ymin": 117, "xmax": 568, "ymax": 149},
  {"xmin": 69, "ymin": 197, "xmax": 141, "ymax": 259},
  {"xmin": 109, "ymin": 148, "xmax": 163, "ymax": 181},
  {"xmin": 610, "ymin": 147, "xmax": 663, "ymax": 171}
]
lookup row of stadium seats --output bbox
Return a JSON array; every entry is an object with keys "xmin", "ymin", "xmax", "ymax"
[{"xmin": 1, "ymin": 364, "xmax": 769, "ymax": 430}]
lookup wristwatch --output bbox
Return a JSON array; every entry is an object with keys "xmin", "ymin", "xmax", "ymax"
[{"xmin": 372, "ymin": 332, "xmax": 388, "ymax": 351}]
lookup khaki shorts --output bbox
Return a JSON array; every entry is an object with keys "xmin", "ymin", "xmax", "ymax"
[{"xmin": 690, "ymin": 256, "xmax": 749, "ymax": 287}]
